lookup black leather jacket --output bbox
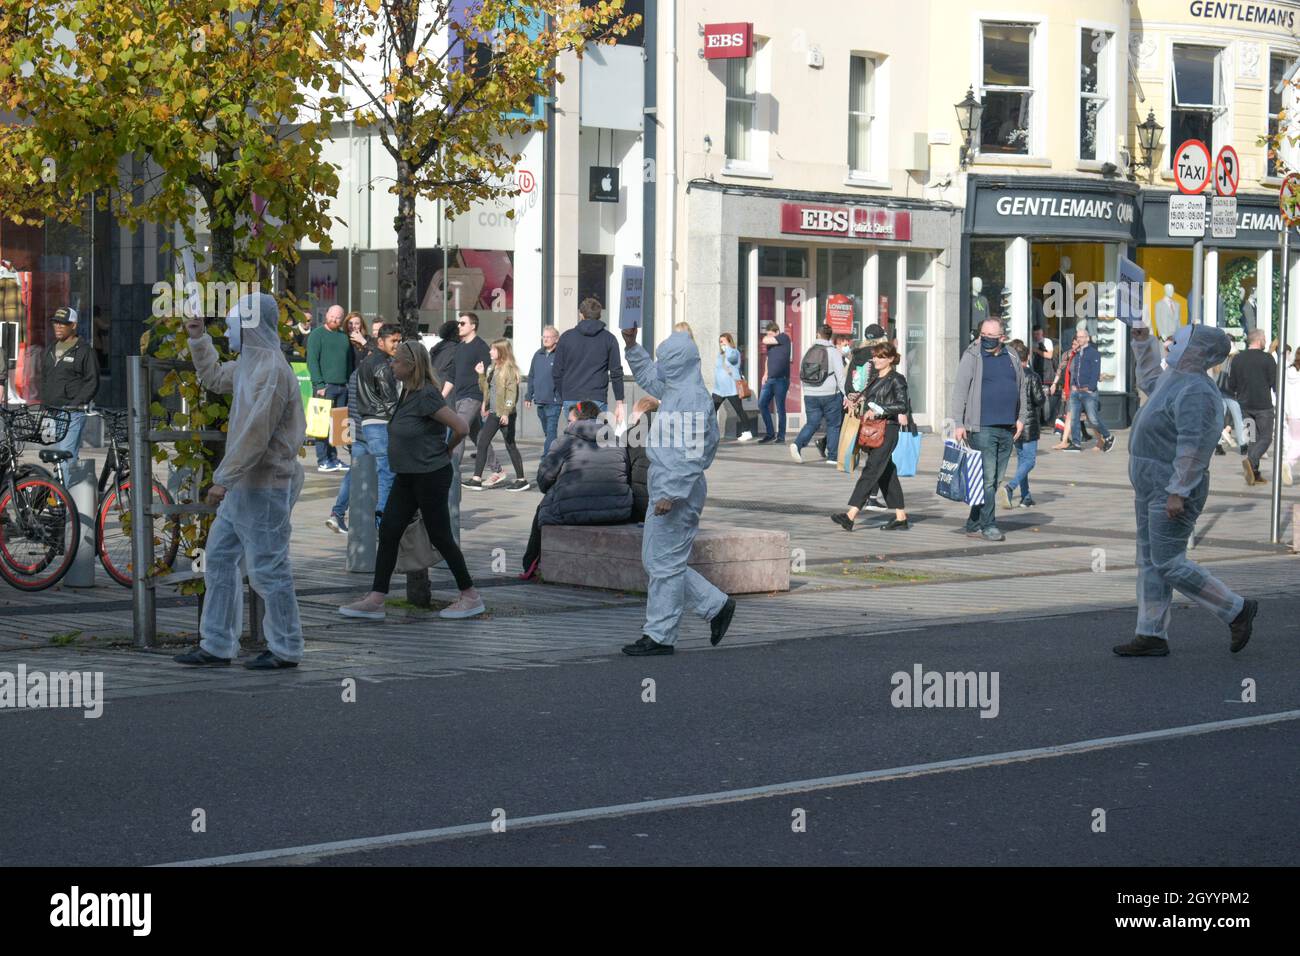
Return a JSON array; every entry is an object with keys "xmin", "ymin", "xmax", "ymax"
[
  {"xmin": 861, "ymin": 370, "xmax": 916, "ymax": 433},
  {"xmin": 356, "ymin": 349, "xmax": 399, "ymax": 421}
]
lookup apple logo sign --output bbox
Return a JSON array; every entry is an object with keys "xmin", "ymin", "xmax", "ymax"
[{"xmin": 601, "ymin": 174, "xmax": 613, "ymax": 192}]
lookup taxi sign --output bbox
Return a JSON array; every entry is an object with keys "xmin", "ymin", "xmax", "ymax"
[{"xmin": 1173, "ymin": 139, "xmax": 1212, "ymax": 195}]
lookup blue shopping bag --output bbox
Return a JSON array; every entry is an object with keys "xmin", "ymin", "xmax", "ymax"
[
  {"xmin": 936, "ymin": 439, "xmax": 984, "ymax": 505},
  {"xmin": 892, "ymin": 431, "xmax": 921, "ymax": 477}
]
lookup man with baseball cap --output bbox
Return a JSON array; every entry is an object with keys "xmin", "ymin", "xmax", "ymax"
[{"xmin": 39, "ymin": 307, "xmax": 99, "ymax": 475}]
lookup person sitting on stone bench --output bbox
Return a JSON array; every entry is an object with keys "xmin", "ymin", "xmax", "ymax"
[
  {"xmin": 627, "ymin": 396, "xmax": 659, "ymax": 523},
  {"xmin": 520, "ymin": 400, "xmax": 632, "ymax": 580}
]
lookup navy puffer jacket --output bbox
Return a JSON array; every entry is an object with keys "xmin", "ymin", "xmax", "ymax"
[{"xmin": 537, "ymin": 418, "xmax": 633, "ymax": 526}]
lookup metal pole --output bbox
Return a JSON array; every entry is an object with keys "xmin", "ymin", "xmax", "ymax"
[
  {"xmin": 1191, "ymin": 239, "xmax": 1204, "ymax": 325},
  {"xmin": 1271, "ymin": 229, "xmax": 1290, "ymax": 544},
  {"xmin": 127, "ymin": 356, "xmax": 156, "ymax": 646}
]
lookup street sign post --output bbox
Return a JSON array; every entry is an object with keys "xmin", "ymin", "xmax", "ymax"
[
  {"xmin": 1174, "ymin": 140, "xmax": 1213, "ymax": 326},
  {"xmin": 1214, "ymin": 145, "xmax": 1240, "ymax": 197},
  {"xmin": 1168, "ymin": 194, "xmax": 1207, "ymax": 236},
  {"xmin": 1211, "ymin": 196, "xmax": 1238, "ymax": 238},
  {"xmin": 1272, "ymin": 182, "xmax": 1295, "ymax": 543}
]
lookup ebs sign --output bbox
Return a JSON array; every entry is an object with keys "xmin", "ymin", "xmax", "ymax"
[{"xmin": 703, "ymin": 22, "xmax": 753, "ymax": 60}]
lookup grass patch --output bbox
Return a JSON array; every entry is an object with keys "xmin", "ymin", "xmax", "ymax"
[
  {"xmin": 834, "ymin": 563, "xmax": 936, "ymax": 584},
  {"xmin": 49, "ymin": 629, "xmax": 83, "ymax": 646}
]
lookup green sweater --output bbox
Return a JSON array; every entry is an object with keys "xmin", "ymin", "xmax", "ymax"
[{"xmin": 306, "ymin": 325, "xmax": 354, "ymax": 388}]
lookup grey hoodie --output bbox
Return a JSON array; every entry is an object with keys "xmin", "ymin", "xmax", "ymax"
[{"xmin": 950, "ymin": 338, "xmax": 1026, "ymax": 433}]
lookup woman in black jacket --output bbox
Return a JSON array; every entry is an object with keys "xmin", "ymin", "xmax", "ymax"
[
  {"xmin": 520, "ymin": 401, "xmax": 633, "ymax": 579},
  {"xmin": 831, "ymin": 343, "xmax": 913, "ymax": 531}
]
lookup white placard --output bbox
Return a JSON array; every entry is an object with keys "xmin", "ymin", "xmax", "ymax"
[
  {"xmin": 618, "ymin": 265, "xmax": 644, "ymax": 330},
  {"xmin": 1211, "ymin": 196, "xmax": 1238, "ymax": 238},
  {"xmin": 1168, "ymin": 194, "xmax": 1207, "ymax": 237}
]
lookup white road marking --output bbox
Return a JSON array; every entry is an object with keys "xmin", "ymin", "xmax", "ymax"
[{"xmin": 156, "ymin": 708, "xmax": 1300, "ymax": 867}]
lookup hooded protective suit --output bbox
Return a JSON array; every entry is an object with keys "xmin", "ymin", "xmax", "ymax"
[
  {"xmin": 626, "ymin": 332, "xmax": 728, "ymax": 646},
  {"xmin": 189, "ymin": 293, "xmax": 307, "ymax": 662},
  {"xmin": 1129, "ymin": 324, "xmax": 1243, "ymax": 639}
]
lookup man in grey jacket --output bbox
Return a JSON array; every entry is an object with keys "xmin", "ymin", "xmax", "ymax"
[
  {"xmin": 950, "ymin": 318, "xmax": 1026, "ymax": 541},
  {"xmin": 791, "ymin": 323, "xmax": 846, "ymax": 464}
]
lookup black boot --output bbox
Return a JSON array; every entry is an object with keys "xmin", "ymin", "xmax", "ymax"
[
  {"xmin": 1112, "ymin": 635, "xmax": 1170, "ymax": 657},
  {"xmin": 173, "ymin": 647, "xmax": 232, "ymax": 666},
  {"xmin": 710, "ymin": 597, "xmax": 737, "ymax": 646},
  {"xmin": 1230, "ymin": 599, "xmax": 1259, "ymax": 653},
  {"xmin": 622, "ymin": 635, "xmax": 674, "ymax": 656}
]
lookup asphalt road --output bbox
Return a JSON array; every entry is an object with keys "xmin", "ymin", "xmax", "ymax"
[{"xmin": 1, "ymin": 596, "xmax": 1296, "ymax": 867}]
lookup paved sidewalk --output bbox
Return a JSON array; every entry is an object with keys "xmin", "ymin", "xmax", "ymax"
[{"xmin": 1, "ymin": 427, "xmax": 1295, "ymax": 702}]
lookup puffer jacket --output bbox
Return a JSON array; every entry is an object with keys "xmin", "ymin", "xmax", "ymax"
[
  {"xmin": 537, "ymin": 417, "xmax": 633, "ymax": 526},
  {"xmin": 861, "ymin": 370, "xmax": 916, "ymax": 434},
  {"xmin": 628, "ymin": 411, "xmax": 652, "ymax": 522},
  {"xmin": 1020, "ymin": 365, "xmax": 1045, "ymax": 442}
]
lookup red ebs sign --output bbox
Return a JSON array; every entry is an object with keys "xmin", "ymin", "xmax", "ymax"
[
  {"xmin": 703, "ymin": 22, "xmax": 753, "ymax": 59},
  {"xmin": 780, "ymin": 202, "xmax": 912, "ymax": 241}
]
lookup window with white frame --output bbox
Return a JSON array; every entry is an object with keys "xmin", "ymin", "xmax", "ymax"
[
  {"xmin": 1079, "ymin": 29, "xmax": 1112, "ymax": 161},
  {"xmin": 980, "ymin": 22, "xmax": 1035, "ymax": 155},
  {"xmin": 848, "ymin": 54, "xmax": 876, "ymax": 173},
  {"xmin": 725, "ymin": 55, "xmax": 757, "ymax": 163},
  {"xmin": 1268, "ymin": 53, "xmax": 1296, "ymax": 178},
  {"xmin": 1170, "ymin": 44, "xmax": 1226, "ymax": 167}
]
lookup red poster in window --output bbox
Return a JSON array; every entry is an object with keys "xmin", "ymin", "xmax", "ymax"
[
  {"xmin": 703, "ymin": 22, "xmax": 753, "ymax": 59},
  {"xmin": 879, "ymin": 296, "xmax": 890, "ymax": 331},
  {"xmin": 825, "ymin": 294, "xmax": 854, "ymax": 335}
]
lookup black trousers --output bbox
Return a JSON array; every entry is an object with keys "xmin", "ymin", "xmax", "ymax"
[
  {"xmin": 475, "ymin": 413, "xmax": 525, "ymax": 479},
  {"xmin": 373, "ymin": 467, "xmax": 474, "ymax": 593},
  {"xmin": 848, "ymin": 424, "xmax": 905, "ymax": 511},
  {"xmin": 1243, "ymin": 407, "xmax": 1274, "ymax": 473},
  {"xmin": 712, "ymin": 393, "xmax": 753, "ymax": 434}
]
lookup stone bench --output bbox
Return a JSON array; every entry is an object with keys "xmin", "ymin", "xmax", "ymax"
[{"xmin": 541, "ymin": 523, "xmax": 789, "ymax": 594}]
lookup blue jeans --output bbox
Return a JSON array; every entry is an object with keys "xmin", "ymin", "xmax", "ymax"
[
  {"xmin": 794, "ymin": 393, "xmax": 843, "ymax": 460},
  {"xmin": 965, "ymin": 426, "xmax": 1015, "ymax": 531},
  {"xmin": 1069, "ymin": 390, "xmax": 1111, "ymax": 445},
  {"xmin": 331, "ymin": 423, "xmax": 395, "ymax": 520},
  {"xmin": 536, "ymin": 403, "xmax": 563, "ymax": 458},
  {"xmin": 1005, "ymin": 437, "xmax": 1038, "ymax": 501},
  {"xmin": 314, "ymin": 384, "xmax": 348, "ymax": 464},
  {"xmin": 331, "ymin": 434, "xmax": 366, "ymax": 518},
  {"xmin": 758, "ymin": 376, "xmax": 790, "ymax": 439},
  {"xmin": 1221, "ymin": 396, "xmax": 1246, "ymax": 446},
  {"xmin": 50, "ymin": 409, "xmax": 86, "ymax": 483},
  {"xmin": 561, "ymin": 399, "xmax": 607, "ymax": 421}
]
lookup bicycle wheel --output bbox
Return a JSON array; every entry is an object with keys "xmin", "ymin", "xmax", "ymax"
[
  {"xmin": 97, "ymin": 479, "xmax": 180, "ymax": 588},
  {"xmin": 0, "ymin": 475, "xmax": 80, "ymax": 591}
]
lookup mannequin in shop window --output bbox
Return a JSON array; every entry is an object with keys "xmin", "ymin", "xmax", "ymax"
[
  {"xmin": 971, "ymin": 277, "xmax": 990, "ymax": 328},
  {"xmin": 1238, "ymin": 277, "xmax": 1258, "ymax": 336},
  {"xmin": 1154, "ymin": 284, "xmax": 1182, "ymax": 339}
]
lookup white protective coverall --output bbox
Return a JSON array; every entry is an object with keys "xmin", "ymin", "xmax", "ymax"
[
  {"xmin": 626, "ymin": 332, "xmax": 728, "ymax": 645},
  {"xmin": 1129, "ymin": 323, "xmax": 1244, "ymax": 639},
  {"xmin": 189, "ymin": 293, "xmax": 307, "ymax": 661}
]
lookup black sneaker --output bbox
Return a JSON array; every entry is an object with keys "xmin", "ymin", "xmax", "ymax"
[
  {"xmin": 1113, "ymin": 635, "xmax": 1170, "ymax": 657},
  {"xmin": 621, "ymin": 635, "xmax": 673, "ymax": 656},
  {"xmin": 173, "ymin": 647, "xmax": 232, "ymax": 666},
  {"xmin": 1102, "ymin": 435, "xmax": 1115, "ymax": 453},
  {"xmin": 757, "ymin": 435, "xmax": 776, "ymax": 444},
  {"xmin": 831, "ymin": 512, "xmax": 855, "ymax": 532},
  {"xmin": 710, "ymin": 597, "xmax": 737, "ymax": 646},
  {"xmin": 815, "ymin": 436, "xmax": 828, "ymax": 459},
  {"xmin": 1019, "ymin": 497, "xmax": 1036, "ymax": 508},
  {"xmin": 1230, "ymin": 599, "xmax": 1258, "ymax": 653},
  {"xmin": 244, "ymin": 650, "xmax": 299, "ymax": 670},
  {"xmin": 1063, "ymin": 443, "xmax": 1083, "ymax": 452},
  {"xmin": 1214, "ymin": 445, "xmax": 1226, "ymax": 456},
  {"xmin": 508, "ymin": 479, "xmax": 531, "ymax": 491},
  {"xmin": 463, "ymin": 475, "xmax": 484, "ymax": 490},
  {"xmin": 862, "ymin": 496, "xmax": 889, "ymax": 512}
]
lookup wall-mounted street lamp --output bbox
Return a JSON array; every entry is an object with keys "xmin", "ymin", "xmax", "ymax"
[
  {"xmin": 1135, "ymin": 110, "xmax": 1165, "ymax": 184},
  {"xmin": 954, "ymin": 86, "xmax": 983, "ymax": 169}
]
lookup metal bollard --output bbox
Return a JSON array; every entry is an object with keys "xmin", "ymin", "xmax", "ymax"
[
  {"xmin": 63, "ymin": 459, "xmax": 97, "ymax": 588},
  {"xmin": 347, "ymin": 453, "xmax": 378, "ymax": 574}
]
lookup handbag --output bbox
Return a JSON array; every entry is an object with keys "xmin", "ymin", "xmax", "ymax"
[
  {"xmin": 858, "ymin": 416, "xmax": 887, "ymax": 449},
  {"xmin": 395, "ymin": 515, "xmax": 436, "ymax": 573},
  {"xmin": 736, "ymin": 378, "xmax": 752, "ymax": 400},
  {"xmin": 306, "ymin": 397, "xmax": 333, "ymax": 439}
]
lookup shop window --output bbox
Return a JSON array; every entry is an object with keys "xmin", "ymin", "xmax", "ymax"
[
  {"xmin": 969, "ymin": 240, "xmax": 1007, "ymax": 338},
  {"xmin": 980, "ymin": 23, "xmax": 1034, "ymax": 155},
  {"xmin": 848, "ymin": 55, "xmax": 876, "ymax": 174},
  {"xmin": 737, "ymin": 243, "xmax": 750, "ymax": 379},
  {"xmin": 816, "ymin": 248, "xmax": 865, "ymax": 340},
  {"xmin": 1268, "ymin": 53, "xmax": 1296, "ymax": 178},
  {"xmin": 1079, "ymin": 30, "xmax": 1112, "ymax": 162},
  {"xmin": 904, "ymin": 289, "xmax": 929, "ymax": 414},
  {"xmin": 877, "ymin": 250, "xmax": 900, "ymax": 331},
  {"xmin": 758, "ymin": 246, "xmax": 806, "ymax": 279},
  {"xmin": 1170, "ymin": 45, "xmax": 1225, "ymax": 168},
  {"xmin": 725, "ymin": 54, "xmax": 757, "ymax": 163},
  {"xmin": 906, "ymin": 253, "xmax": 933, "ymax": 284}
]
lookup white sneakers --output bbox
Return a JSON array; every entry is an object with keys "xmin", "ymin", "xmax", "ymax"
[
  {"xmin": 737, "ymin": 431, "xmax": 755, "ymax": 442},
  {"xmin": 339, "ymin": 594, "xmax": 386, "ymax": 620},
  {"xmin": 789, "ymin": 443, "xmax": 803, "ymax": 463}
]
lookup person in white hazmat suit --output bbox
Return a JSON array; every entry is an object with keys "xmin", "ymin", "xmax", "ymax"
[
  {"xmin": 619, "ymin": 325, "xmax": 737, "ymax": 656},
  {"xmin": 173, "ymin": 293, "xmax": 308, "ymax": 669},
  {"xmin": 1115, "ymin": 323, "xmax": 1258, "ymax": 657}
]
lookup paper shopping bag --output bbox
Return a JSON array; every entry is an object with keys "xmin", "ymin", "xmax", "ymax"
[
  {"xmin": 936, "ymin": 439, "xmax": 967, "ymax": 502},
  {"xmin": 961, "ymin": 444, "xmax": 986, "ymax": 506},
  {"xmin": 837, "ymin": 410, "xmax": 861, "ymax": 473},
  {"xmin": 330, "ymin": 407, "xmax": 353, "ymax": 446}
]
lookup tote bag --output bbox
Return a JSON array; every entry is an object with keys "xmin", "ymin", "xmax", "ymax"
[
  {"xmin": 937, "ymin": 439, "xmax": 985, "ymax": 505},
  {"xmin": 892, "ymin": 431, "xmax": 921, "ymax": 477},
  {"xmin": 305, "ymin": 397, "xmax": 333, "ymax": 440}
]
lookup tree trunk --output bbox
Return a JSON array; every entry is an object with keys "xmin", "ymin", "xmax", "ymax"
[{"xmin": 395, "ymin": 156, "xmax": 419, "ymax": 340}]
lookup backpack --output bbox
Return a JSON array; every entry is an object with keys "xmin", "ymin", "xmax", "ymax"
[{"xmin": 799, "ymin": 344, "xmax": 830, "ymax": 386}]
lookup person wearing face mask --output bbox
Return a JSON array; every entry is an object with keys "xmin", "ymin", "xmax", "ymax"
[
  {"xmin": 1115, "ymin": 323, "xmax": 1257, "ymax": 657},
  {"xmin": 950, "ymin": 318, "xmax": 1026, "ymax": 542},
  {"xmin": 173, "ymin": 294, "xmax": 308, "ymax": 670}
]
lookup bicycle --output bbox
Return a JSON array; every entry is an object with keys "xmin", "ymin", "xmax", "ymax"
[
  {"xmin": 94, "ymin": 408, "xmax": 180, "ymax": 588},
  {"xmin": 0, "ymin": 405, "xmax": 80, "ymax": 591}
]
